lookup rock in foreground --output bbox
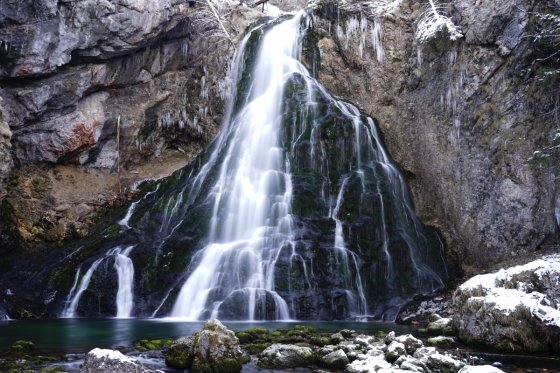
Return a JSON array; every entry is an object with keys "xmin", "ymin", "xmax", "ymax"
[
  {"xmin": 452, "ymin": 254, "xmax": 560, "ymax": 352},
  {"xmin": 258, "ymin": 344, "xmax": 315, "ymax": 369},
  {"xmin": 165, "ymin": 319, "xmax": 249, "ymax": 372},
  {"xmin": 82, "ymin": 348, "xmax": 162, "ymax": 373}
]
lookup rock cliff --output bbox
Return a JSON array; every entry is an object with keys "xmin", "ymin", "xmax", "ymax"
[
  {"xmin": 308, "ymin": 0, "xmax": 560, "ymax": 268},
  {"xmin": 0, "ymin": 0, "xmax": 262, "ymax": 244}
]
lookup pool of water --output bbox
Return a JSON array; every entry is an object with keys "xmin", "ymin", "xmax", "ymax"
[
  {"xmin": 0, "ymin": 319, "xmax": 416, "ymax": 353},
  {"xmin": 3, "ymin": 319, "xmax": 560, "ymax": 372}
]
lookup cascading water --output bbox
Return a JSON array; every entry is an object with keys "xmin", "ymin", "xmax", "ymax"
[
  {"xmin": 114, "ymin": 246, "xmax": 135, "ymax": 318},
  {"xmin": 170, "ymin": 14, "xmax": 303, "ymax": 321},
  {"xmin": 56, "ymin": 11, "xmax": 448, "ymax": 320},
  {"xmin": 61, "ymin": 246, "xmax": 135, "ymax": 318}
]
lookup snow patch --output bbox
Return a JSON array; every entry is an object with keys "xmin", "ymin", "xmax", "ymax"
[
  {"xmin": 459, "ymin": 365, "xmax": 505, "ymax": 373},
  {"xmin": 88, "ymin": 348, "xmax": 137, "ymax": 364},
  {"xmin": 459, "ymin": 254, "xmax": 560, "ymax": 327}
]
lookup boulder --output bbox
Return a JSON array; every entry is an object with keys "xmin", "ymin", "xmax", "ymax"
[
  {"xmin": 385, "ymin": 341, "xmax": 406, "ymax": 362},
  {"xmin": 330, "ymin": 332, "xmax": 345, "ymax": 344},
  {"xmin": 354, "ymin": 334, "xmax": 374, "ymax": 347},
  {"xmin": 10, "ymin": 340, "xmax": 35, "ymax": 352},
  {"xmin": 452, "ymin": 254, "xmax": 560, "ymax": 353},
  {"xmin": 258, "ymin": 344, "xmax": 314, "ymax": 369},
  {"xmin": 320, "ymin": 349, "xmax": 349, "ymax": 369},
  {"xmin": 412, "ymin": 347, "xmax": 437, "ymax": 361},
  {"xmin": 340, "ymin": 329, "xmax": 358, "ymax": 338},
  {"xmin": 426, "ymin": 315, "xmax": 452, "ymax": 335},
  {"xmin": 395, "ymin": 334, "xmax": 423, "ymax": 354},
  {"xmin": 82, "ymin": 348, "xmax": 162, "ymax": 373},
  {"xmin": 164, "ymin": 319, "xmax": 249, "ymax": 373},
  {"xmin": 164, "ymin": 336, "xmax": 194, "ymax": 369},
  {"xmin": 384, "ymin": 331, "xmax": 396, "ymax": 344},
  {"xmin": 426, "ymin": 353, "xmax": 465, "ymax": 373},
  {"xmin": 426, "ymin": 336, "xmax": 457, "ymax": 348},
  {"xmin": 395, "ymin": 356, "xmax": 427, "ymax": 372},
  {"xmin": 345, "ymin": 355, "xmax": 391, "ymax": 373}
]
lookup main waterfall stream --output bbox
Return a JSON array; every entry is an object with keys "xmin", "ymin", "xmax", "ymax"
[{"xmin": 52, "ymin": 12, "xmax": 448, "ymax": 321}]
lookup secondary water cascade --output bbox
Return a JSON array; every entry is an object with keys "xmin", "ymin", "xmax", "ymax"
[
  {"xmin": 56, "ymin": 11, "xmax": 448, "ymax": 320},
  {"xmin": 61, "ymin": 246, "xmax": 135, "ymax": 318}
]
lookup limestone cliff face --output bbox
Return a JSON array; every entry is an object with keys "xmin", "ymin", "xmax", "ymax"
[
  {"xmin": 0, "ymin": 0, "xmax": 262, "ymax": 243},
  {"xmin": 0, "ymin": 104, "xmax": 12, "ymax": 201},
  {"xmin": 310, "ymin": 0, "xmax": 560, "ymax": 267}
]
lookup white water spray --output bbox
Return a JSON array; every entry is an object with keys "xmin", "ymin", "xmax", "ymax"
[
  {"xmin": 170, "ymin": 14, "xmax": 310, "ymax": 320},
  {"xmin": 113, "ymin": 246, "xmax": 135, "ymax": 318},
  {"xmin": 61, "ymin": 245, "xmax": 135, "ymax": 318}
]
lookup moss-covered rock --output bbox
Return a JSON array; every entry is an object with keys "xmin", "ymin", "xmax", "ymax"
[
  {"xmin": 136, "ymin": 338, "xmax": 173, "ymax": 351},
  {"xmin": 235, "ymin": 327, "xmax": 270, "ymax": 344},
  {"xmin": 10, "ymin": 340, "xmax": 35, "ymax": 353},
  {"xmin": 165, "ymin": 320, "xmax": 249, "ymax": 373}
]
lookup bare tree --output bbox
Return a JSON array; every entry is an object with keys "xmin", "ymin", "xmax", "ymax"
[
  {"xmin": 415, "ymin": 0, "xmax": 462, "ymax": 44},
  {"xmin": 191, "ymin": 0, "xmax": 236, "ymax": 47}
]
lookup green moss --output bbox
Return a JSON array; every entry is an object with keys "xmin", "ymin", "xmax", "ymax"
[
  {"xmin": 374, "ymin": 331, "xmax": 387, "ymax": 339},
  {"xmin": 42, "ymin": 366, "xmax": 69, "ymax": 373},
  {"xmin": 165, "ymin": 344, "xmax": 193, "ymax": 369},
  {"xmin": 136, "ymin": 338, "xmax": 173, "ymax": 350},
  {"xmin": 244, "ymin": 343, "xmax": 269, "ymax": 354},
  {"xmin": 10, "ymin": 340, "xmax": 35, "ymax": 352},
  {"xmin": 192, "ymin": 356, "xmax": 242, "ymax": 373},
  {"xmin": 310, "ymin": 336, "xmax": 330, "ymax": 346}
]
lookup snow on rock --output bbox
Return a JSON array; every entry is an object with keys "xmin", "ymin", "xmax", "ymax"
[
  {"xmin": 458, "ymin": 254, "xmax": 560, "ymax": 326},
  {"xmin": 82, "ymin": 348, "xmax": 163, "ymax": 373},
  {"xmin": 458, "ymin": 366, "xmax": 506, "ymax": 373},
  {"xmin": 415, "ymin": 0, "xmax": 462, "ymax": 44},
  {"xmin": 453, "ymin": 254, "xmax": 560, "ymax": 353},
  {"xmin": 345, "ymin": 354, "xmax": 391, "ymax": 373}
]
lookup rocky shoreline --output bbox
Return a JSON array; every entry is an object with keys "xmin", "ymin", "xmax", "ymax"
[
  {"xmin": 2, "ymin": 253, "xmax": 559, "ymax": 372},
  {"xmin": 2, "ymin": 319, "xmax": 555, "ymax": 373}
]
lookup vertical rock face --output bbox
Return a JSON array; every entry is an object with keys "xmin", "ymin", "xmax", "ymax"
[
  {"xmin": 309, "ymin": 0, "xmax": 560, "ymax": 267},
  {"xmin": 0, "ymin": 0, "xmax": 191, "ymax": 77},
  {"xmin": 1, "ymin": 0, "xmax": 227, "ymax": 169},
  {"xmin": 0, "ymin": 0, "xmax": 263, "ymax": 244},
  {"xmin": 0, "ymin": 97, "xmax": 13, "ymax": 200}
]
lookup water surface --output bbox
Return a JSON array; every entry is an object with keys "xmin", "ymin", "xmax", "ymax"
[{"xmin": 0, "ymin": 319, "xmax": 415, "ymax": 353}]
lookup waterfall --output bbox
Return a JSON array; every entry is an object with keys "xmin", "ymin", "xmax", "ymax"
[
  {"xmin": 169, "ymin": 14, "xmax": 305, "ymax": 321},
  {"xmin": 61, "ymin": 246, "xmax": 135, "ymax": 318},
  {"xmin": 114, "ymin": 246, "xmax": 135, "ymax": 318},
  {"xmin": 55, "ymin": 11, "xmax": 448, "ymax": 320},
  {"xmin": 118, "ymin": 184, "xmax": 161, "ymax": 229},
  {"xmin": 61, "ymin": 258, "xmax": 104, "ymax": 318}
]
